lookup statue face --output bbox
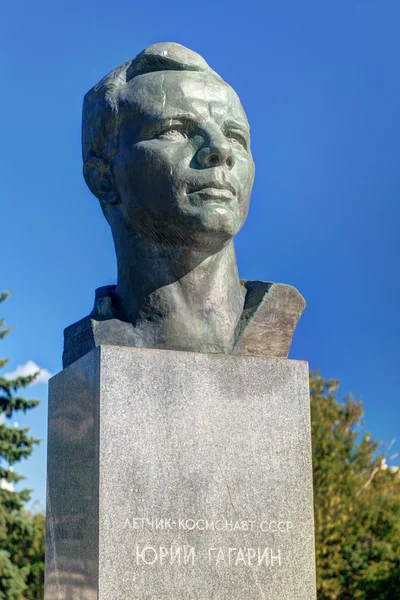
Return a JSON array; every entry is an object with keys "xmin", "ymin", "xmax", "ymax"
[{"xmin": 110, "ymin": 70, "xmax": 255, "ymax": 252}]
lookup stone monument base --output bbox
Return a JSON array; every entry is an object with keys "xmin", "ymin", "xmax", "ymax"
[{"xmin": 45, "ymin": 345, "xmax": 316, "ymax": 599}]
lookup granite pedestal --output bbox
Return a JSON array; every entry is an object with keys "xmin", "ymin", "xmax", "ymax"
[{"xmin": 45, "ymin": 345, "xmax": 316, "ymax": 599}]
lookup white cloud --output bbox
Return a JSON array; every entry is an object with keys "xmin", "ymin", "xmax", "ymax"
[
  {"xmin": 0, "ymin": 466, "xmax": 14, "ymax": 491},
  {"xmin": 4, "ymin": 360, "xmax": 52, "ymax": 385},
  {"xmin": 0, "ymin": 479, "xmax": 14, "ymax": 492}
]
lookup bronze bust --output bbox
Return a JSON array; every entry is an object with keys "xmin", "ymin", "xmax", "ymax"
[{"xmin": 63, "ymin": 42, "xmax": 305, "ymax": 368}]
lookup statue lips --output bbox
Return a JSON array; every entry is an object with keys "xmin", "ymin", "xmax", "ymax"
[{"xmin": 186, "ymin": 180, "xmax": 236, "ymax": 203}]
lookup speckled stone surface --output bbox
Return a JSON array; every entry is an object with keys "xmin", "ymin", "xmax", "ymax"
[{"xmin": 45, "ymin": 346, "xmax": 316, "ymax": 599}]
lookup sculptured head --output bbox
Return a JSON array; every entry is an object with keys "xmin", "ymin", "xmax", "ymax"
[{"xmin": 82, "ymin": 42, "xmax": 255, "ymax": 254}]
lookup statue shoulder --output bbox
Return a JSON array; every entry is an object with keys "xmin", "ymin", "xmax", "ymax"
[
  {"xmin": 63, "ymin": 316, "xmax": 95, "ymax": 368},
  {"xmin": 62, "ymin": 285, "xmax": 117, "ymax": 368},
  {"xmin": 62, "ymin": 285, "xmax": 145, "ymax": 368},
  {"xmin": 234, "ymin": 280, "xmax": 306, "ymax": 358}
]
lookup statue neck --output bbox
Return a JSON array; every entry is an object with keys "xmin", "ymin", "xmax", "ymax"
[{"xmin": 112, "ymin": 227, "xmax": 245, "ymax": 353}]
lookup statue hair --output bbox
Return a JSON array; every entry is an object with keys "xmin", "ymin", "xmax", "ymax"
[{"xmin": 82, "ymin": 43, "xmax": 224, "ymax": 209}]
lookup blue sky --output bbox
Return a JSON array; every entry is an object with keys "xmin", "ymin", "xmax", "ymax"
[{"xmin": 1, "ymin": 0, "xmax": 400, "ymax": 507}]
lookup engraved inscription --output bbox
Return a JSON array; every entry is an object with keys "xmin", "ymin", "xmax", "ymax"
[
  {"xmin": 209, "ymin": 547, "xmax": 281, "ymax": 567},
  {"xmin": 134, "ymin": 545, "xmax": 281, "ymax": 567},
  {"xmin": 136, "ymin": 545, "xmax": 195, "ymax": 566},
  {"xmin": 123, "ymin": 517, "xmax": 293, "ymax": 533},
  {"xmin": 125, "ymin": 516, "xmax": 290, "ymax": 569}
]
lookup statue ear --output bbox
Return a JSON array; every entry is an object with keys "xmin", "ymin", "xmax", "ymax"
[{"xmin": 83, "ymin": 158, "xmax": 119, "ymax": 207}]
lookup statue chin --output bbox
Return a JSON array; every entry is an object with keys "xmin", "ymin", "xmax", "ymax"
[
  {"xmin": 113, "ymin": 201, "xmax": 245, "ymax": 254},
  {"xmin": 172, "ymin": 207, "xmax": 244, "ymax": 251}
]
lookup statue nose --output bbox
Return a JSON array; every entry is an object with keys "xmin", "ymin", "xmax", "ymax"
[{"xmin": 196, "ymin": 131, "xmax": 235, "ymax": 170}]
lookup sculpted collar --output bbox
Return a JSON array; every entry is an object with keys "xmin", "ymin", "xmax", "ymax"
[{"xmin": 63, "ymin": 281, "xmax": 305, "ymax": 368}]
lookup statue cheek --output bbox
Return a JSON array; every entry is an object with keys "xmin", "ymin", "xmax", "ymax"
[{"xmin": 131, "ymin": 143, "xmax": 173, "ymax": 174}]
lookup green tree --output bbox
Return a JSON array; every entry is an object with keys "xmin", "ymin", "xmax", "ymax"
[
  {"xmin": 311, "ymin": 372, "xmax": 400, "ymax": 599},
  {"xmin": 0, "ymin": 291, "xmax": 44, "ymax": 599},
  {"xmin": 21, "ymin": 509, "xmax": 45, "ymax": 600}
]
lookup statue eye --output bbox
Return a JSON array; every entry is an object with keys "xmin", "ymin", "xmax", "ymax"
[
  {"xmin": 226, "ymin": 131, "xmax": 247, "ymax": 149},
  {"xmin": 155, "ymin": 126, "xmax": 188, "ymax": 140}
]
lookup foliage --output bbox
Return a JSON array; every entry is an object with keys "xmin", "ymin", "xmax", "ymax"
[
  {"xmin": 0, "ymin": 292, "xmax": 44, "ymax": 599},
  {"xmin": 21, "ymin": 510, "xmax": 45, "ymax": 599},
  {"xmin": 311, "ymin": 372, "xmax": 400, "ymax": 599}
]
